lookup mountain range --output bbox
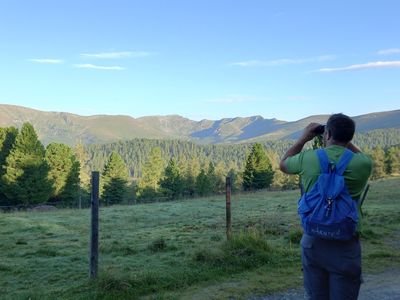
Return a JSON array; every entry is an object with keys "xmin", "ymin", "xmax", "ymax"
[{"xmin": 1, "ymin": 104, "xmax": 400, "ymax": 145}]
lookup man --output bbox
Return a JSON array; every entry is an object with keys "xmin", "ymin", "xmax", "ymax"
[{"xmin": 279, "ymin": 113, "xmax": 372, "ymax": 300}]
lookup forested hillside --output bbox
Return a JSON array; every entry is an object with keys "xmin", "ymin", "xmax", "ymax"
[
  {"xmin": 85, "ymin": 128, "xmax": 400, "ymax": 179},
  {"xmin": 353, "ymin": 128, "xmax": 400, "ymax": 149},
  {"xmin": 86, "ymin": 139, "xmax": 258, "ymax": 178}
]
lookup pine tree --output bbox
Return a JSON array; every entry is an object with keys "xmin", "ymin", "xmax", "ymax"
[
  {"xmin": 46, "ymin": 143, "xmax": 80, "ymax": 204},
  {"xmin": 227, "ymin": 167, "xmax": 242, "ymax": 192},
  {"xmin": 182, "ymin": 157, "xmax": 201, "ymax": 197},
  {"xmin": 2, "ymin": 123, "xmax": 52, "ymax": 205},
  {"xmin": 0, "ymin": 127, "xmax": 18, "ymax": 205},
  {"xmin": 242, "ymin": 148, "xmax": 255, "ymax": 191},
  {"xmin": 159, "ymin": 159, "xmax": 183, "ymax": 199},
  {"xmin": 386, "ymin": 146, "xmax": 400, "ymax": 175},
  {"xmin": 243, "ymin": 143, "xmax": 274, "ymax": 191},
  {"xmin": 370, "ymin": 146, "xmax": 386, "ymax": 180},
  {"xmin": 264, "ymin": 149, "xmax": 297, "ymax": 191},
  {"xmin": 0, "ymin": 127, "xmax": 18, "ymax": 173},
  {"xmin": 196, "ymin": 168, "xmax": 211, "ymax": 196},
  {"xmin": 102, "ymin": 152, "xmax": 129, "ymax": 205},
  {"xmin": 266, "ymin": 150, "xmax": 283, "ymax": 190},
  {"xmin": 227, "ymin": 161, "xmax": 242, "ymax": 192},
  {"xmin": 74, "ymin": 140, "xmax": 91, "ymax": 207},
  {"xmin": 136, "ymin": 147, "xmax": 164, "ymax": 199},
  {"xmin": 282, "ymin": 173, "xmax": 300, "ymax": 190},
  {"xmin": 214, "ymin": 161, "xmax": 226, "ymax": 194},
  {"xmin": 207, "ymin": 161, "xmax": 217, "ymax": 193},
  {"xmin": 74, "ymin": 140, "xmax": 90, "ymax": 189}
]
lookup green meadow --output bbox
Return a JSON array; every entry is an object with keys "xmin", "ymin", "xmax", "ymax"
[{"xmin": 1, "ymin": 178, "xmax": 399, "ymax": 300}]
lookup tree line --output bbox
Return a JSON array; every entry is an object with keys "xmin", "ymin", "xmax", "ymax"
[
  {"xmin": 0, "ymin": 123, "xmax": 399, "ymax": 207},
  {"xmin": 84, "ymin": 128, "xmax": 400, "ymax": 180},
  {"xmin": 0, "ymin": 123, "xmax": 276, "ymax": 206}
]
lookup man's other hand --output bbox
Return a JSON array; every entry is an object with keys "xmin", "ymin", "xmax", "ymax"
[
  {"xmin": 299, "ymin": 123, "xmax": 321, "ymax": 143},
  {"xmin": 279, "ymin": 123, "xmax": 323, "ymax": 174}
]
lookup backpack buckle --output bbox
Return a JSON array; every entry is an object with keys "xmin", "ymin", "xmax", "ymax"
[{"xmin": 325, "ymin": 197, "xmax": 333, "ymax": 216}]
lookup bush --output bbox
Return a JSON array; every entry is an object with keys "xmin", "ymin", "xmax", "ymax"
[
  {"xmin": 193, "ymin": 227, "xmax": 281, "ymax": 271},
  {"xmin": 148, "ymin": 238, "xmax": 167, "ymax": 252},
  {"xmin": 287, "ymin": 228, "xmax": 303, "ymax": 244}
]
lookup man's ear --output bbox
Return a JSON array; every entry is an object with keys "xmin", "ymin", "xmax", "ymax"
[
  {"xmin": 325, "ymin": 129, "xmax": 332, "ymax": 140},
  {"xmin": 323, "ymin": 129, "xmax": 330, "ymax": 146}
]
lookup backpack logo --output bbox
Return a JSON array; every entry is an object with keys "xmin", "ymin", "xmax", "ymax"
[{"xmin": 298, "ymin": 149, "xmax": 358, "ymax": 241}]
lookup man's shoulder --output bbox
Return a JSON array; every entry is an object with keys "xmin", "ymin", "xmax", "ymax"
[
  {"xmin": 351, "ymin": 152, "xmax": 373, "ymax": 166},
  {"xmin": 289, "ymin": 149, "xmax": 318, "ymax": 163},
  {"xmin": 303, "ymin": 149, "xmax": 323, "ymax": 162},
  {"xmin": 284, "ymin": 149, "xmax": 318, "ymax": 174},
  {"xmin": 348, "ymin": 152, "xmax": 373, "ymax": 176}
]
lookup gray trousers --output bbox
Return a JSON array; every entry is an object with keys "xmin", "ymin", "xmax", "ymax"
[{"xmin": 301, "ymin": 234, "xmax": 362, "ymax": 300}]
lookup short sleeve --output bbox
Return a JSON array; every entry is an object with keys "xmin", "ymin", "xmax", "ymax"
[{"xmin": 284, "ymin": 151, "xmax": 304, "ymax": 174}]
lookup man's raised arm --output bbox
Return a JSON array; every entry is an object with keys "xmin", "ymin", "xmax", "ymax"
[{"xmin": 279, "ymin": 123, "xmax": 321, "ymax": 174}]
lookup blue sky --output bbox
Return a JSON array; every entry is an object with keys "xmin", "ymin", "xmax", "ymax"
[{"xmin": 1, "ymin": 0, "xmax": 399, "ymax": 121}]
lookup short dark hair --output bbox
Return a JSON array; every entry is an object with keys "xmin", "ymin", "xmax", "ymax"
[{"xmin": 326, "ymin": 113, "xmax": 355, "ymax": 143}]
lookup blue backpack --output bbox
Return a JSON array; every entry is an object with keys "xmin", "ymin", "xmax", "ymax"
[{"xmin": 298, "ymin": 149, "xmax": 359, "ymax": 241}]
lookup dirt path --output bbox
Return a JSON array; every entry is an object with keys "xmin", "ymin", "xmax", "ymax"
[{"xmin": 249, "ymin": 268, "xmax": 400, "ymax": 300}]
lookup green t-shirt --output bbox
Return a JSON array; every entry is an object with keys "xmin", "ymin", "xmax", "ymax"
[
  {"xmin": 284, "ymin": 145, "xmax": 372, "ymax": 199},
  {"xmin": 285, "ymin": 145, "xmax": 372, "ymax": 232}
]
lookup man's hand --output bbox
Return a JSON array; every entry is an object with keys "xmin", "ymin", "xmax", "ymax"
[
  {"xmin": 299, "ymin": 123, "xmax": 321, "ymax": 143},
  {"xmin": 279, "ymin": 123, "xmax": 323, "ymax": 173}
]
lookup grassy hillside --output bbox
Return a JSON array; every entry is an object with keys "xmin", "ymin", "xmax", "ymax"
[
  {"xmin": 1, "ymin": 104, "xmax": 400, "ymax": 145},
  {"xmin": 1, "ymin": 178, "xmax": 399, "ymax": 299},
  {"xmin": 0, "ymin": 105, "xmax": 187, "ymax": 145}
]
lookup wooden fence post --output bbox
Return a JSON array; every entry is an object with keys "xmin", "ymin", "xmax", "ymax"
[
  {"xmin": 226, "ymin": 176, "xmax": 232, "ymax": 240},
  {"xmin": 90, "ymin": 171, "xmax": 99, "ymax": 279}
]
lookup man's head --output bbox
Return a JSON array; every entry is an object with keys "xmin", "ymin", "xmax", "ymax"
[{"xmin": 324, "ymin": 113, "xmax": 355, "ymax": 146}]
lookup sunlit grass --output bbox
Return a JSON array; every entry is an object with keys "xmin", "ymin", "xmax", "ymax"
[{"xmin": 0, "ymin": 178, "xmax": 399, "ymax": 299}]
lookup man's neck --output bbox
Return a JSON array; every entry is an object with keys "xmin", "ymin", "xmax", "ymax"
[
  {"xmin": 326, "ymin": 140, "xmax": 348, "ymax": 148},
  {"xmin": 325, "ymin": 140, "xmax": 361, "ymax": 153}
]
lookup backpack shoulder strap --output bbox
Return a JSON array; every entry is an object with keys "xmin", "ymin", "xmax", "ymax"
[
  {"xmin": 335, "ymin": 149, "xmax": 354, "ymax": 175},
  {"xmin": 316, "ymin": 149, "xmax": 329, "ymax": 173}
]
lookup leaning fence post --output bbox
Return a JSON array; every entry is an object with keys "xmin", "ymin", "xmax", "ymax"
[
  {"xmin": 226, "ymin": 176, "xmax": 232, "ymax": 240},
  {"xmin": 90, "ymin": 171, "xmax": 99, "ymax": 279}
]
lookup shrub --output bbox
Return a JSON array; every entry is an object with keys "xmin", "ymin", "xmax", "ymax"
[
  {"xmin": 287, "ymin": 228, "xmax": 303, "ymax": 244},
  {"xmin": 148, "ymin": 238, "xmax": 167, "ymax": 252}
]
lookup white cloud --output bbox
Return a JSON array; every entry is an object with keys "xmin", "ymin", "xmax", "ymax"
[
  {"xmin": 230, "ymin": 55, "xmax": 335, "ymax": 67},
  {"xmin": 80, "ymin": 51, "xmax": 155, "ymax": 59},
  {"xmin": 315, "ymin": 61, "xmax": 400, "ymax": 72},
  {"xmin": 377, "ymin": 48, "xmax": 400, "ymax": 55},
  {"xmin": 28, "ymin": 58, "xmax": 64, "ymax": 64},
  {"xmin": 73, "ymin": 64, "xmax": 125, "ymax": 70}
]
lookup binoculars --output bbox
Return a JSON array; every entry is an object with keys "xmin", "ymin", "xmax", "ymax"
[{"xmin": 314, "ymin": 125, "xmax": 326, "ymax": 135}]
